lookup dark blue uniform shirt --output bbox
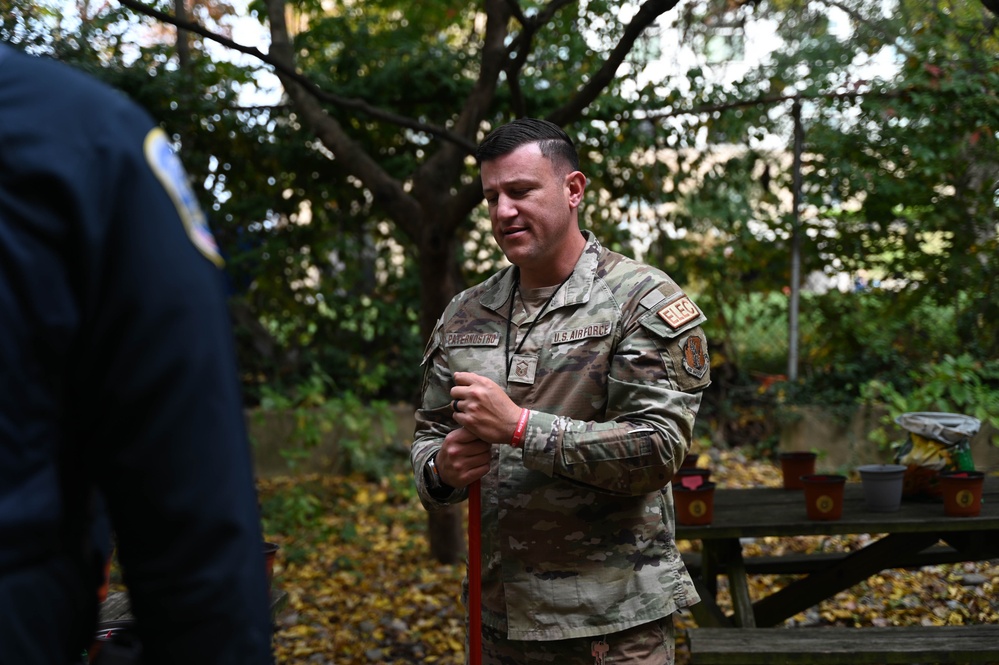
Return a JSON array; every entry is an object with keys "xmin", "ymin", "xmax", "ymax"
[{"xmin": 0, "ymin": 45, "xmax": 273, "ymax": 664}]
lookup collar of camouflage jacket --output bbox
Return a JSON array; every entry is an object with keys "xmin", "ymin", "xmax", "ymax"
[{"xmin": 478, "ymin": 230, "xmax": 602, "ymax": 315}]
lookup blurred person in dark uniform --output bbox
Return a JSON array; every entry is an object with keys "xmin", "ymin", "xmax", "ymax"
[{"xmin": 0, "ymin": 44, "xmax": 274, "ymax": 664}]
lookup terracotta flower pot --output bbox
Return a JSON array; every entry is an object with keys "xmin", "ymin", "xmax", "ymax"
[
  {"xmin": 779, "ymin": 451, "xmax": 817, "ymax": 490},
  {"xmin": 938, "ymin": 470, "xmax": 985, "ymax": 517},
  {"xmin": 675, "ymin": 467, "xmax": 712, "ymax": 490},
  {"xmin": 674, "ymin": 481, "xmax": 716, "ymax": 526},
  {"xmin": 857, "ymin": 464, "xmax": 906, "ymax": 512},
  {"xmin": 801, "ymin": 474, "xmax": 846, "ymax": 521}
]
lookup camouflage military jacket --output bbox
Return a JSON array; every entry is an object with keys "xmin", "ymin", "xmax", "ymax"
[{"xmin": 412, "ymin": 231, "xmax": 709, "ymax": 641}]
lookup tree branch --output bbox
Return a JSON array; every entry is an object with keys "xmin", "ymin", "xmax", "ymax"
[
  {"xmin": 502, "ymin": 0, "xmax": 577, "ymax": 115},
  {"xmin": 816, "ymin": 0, "xmax": 917, "ymax": 59},
  {"xmin": 548, "ymin": 0, "xmax": 683, "ymax": 126},
  {"xmin": 636, "ymin": 86, "xmax": 913, "ymax": 123},
  {"xmin": 413, "ymin": 0, "xmax": 514, "ymax": 234},
  {"xmin": 117, "ymin": 0, "xmax": 476, "ymax": 152},
  {"xmin": 260, "ymin": 0, "xmax": 423, "ymax": 239}
]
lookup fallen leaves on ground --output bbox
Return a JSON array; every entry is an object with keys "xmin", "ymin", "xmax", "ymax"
[
  {"xmin": 258, "ymin": 450, "xmax": 998, "ymax": 665},
  {"xmin": 260, "ymin": 474, "xmax": 465, "ymax": 664}
]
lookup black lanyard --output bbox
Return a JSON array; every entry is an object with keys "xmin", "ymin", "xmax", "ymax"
[{"xmin": 505, "ymin": 269, "xmax": 573, "ymax": 379}]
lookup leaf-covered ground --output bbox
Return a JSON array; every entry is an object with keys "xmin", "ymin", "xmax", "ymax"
[{"xmin": 259, "ymin": 449, "xmax": 999, "ymax": 664}]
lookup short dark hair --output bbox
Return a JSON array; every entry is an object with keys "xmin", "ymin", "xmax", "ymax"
[{"xmin": 475, "ymin": 118, "xmax": 580, "ymax": 175}]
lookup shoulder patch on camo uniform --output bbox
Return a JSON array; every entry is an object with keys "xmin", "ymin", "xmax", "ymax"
[
  {"xmin": 680, "ymin": 333, "xmax": 709, "ymax": 379},
  {"xmin": 668, "ymin": 329, "xmax": 711, "ymax": 391},
  {"xmin": 639, "ymin": 289, "xmax": 705, "ymax": 340},
  {"xmin": 637, "ymin": 287, "xmax": 711, "ymax": 391},
  {"xmin": 144, "ymin": 127, "xmax": 224, "ymax": 268},
  {"xmin": 656, "ymin": 294, "xmax": 701, "ymax": 330}
]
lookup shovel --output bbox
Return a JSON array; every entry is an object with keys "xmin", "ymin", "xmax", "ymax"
[{"xmin": 469, "ymin": 479, "xmax": 482, "ymax": 665}]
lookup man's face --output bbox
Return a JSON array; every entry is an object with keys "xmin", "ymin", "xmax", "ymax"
[{"xmin": 480, "ymin": 142, "xmax": 584, "ymax": 286}]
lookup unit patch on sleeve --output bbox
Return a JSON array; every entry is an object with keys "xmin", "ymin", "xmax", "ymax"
[
  {"xmin": 657, "ymin": 295, "xmax": 700, "ymax": 329},
  {"xmin": 144, "ymin": 127, "xmax": 224, "ymax": 268},
  {"xmin": 681, "ymin": 334, "xmax": 709, "ymax": 379}
]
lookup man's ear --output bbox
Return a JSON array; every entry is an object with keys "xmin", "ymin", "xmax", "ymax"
[{"xmin": 565, "ymin": 171, "xmax": 586, "ymax": 208}]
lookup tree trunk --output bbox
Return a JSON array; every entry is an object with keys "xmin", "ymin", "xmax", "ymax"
[
  {"xmin": 174, "ymin": 0, "xmax": 189, "ymax": 69},
  {"xmin": 417, "ymin": 221, "xmax": 467, "ymax": 564},
  {"xmin": 427, "ymin": 505, "xmax": 466, "ymax": 564}
]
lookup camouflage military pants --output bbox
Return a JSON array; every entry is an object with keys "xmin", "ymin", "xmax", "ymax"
[{"xmin": 474, "ymin": 614, "xmax": 675, "ymax": 665}]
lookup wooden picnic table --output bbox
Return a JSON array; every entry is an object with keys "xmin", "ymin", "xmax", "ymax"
[{"xmin": 675, "ymin": 475, "xmax": 999, "ymax": 629}]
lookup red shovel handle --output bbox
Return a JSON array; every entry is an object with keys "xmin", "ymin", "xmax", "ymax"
[{"xmin": 468, "ymin": 479, "xmax": 482, "ymax": 665}]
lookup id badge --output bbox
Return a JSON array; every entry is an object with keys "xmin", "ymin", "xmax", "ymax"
[{"xmin": 508, "ymin": 353, "xmax": 538, "ymax": 385}]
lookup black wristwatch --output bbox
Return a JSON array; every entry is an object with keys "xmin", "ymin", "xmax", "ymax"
[
  {"xmin": 423, "ymin": 451, "xmax": 444, "ymax": 490},
  {"xmin": 423, "ymin": 450, "xmax": 455, "ymax": 498}
]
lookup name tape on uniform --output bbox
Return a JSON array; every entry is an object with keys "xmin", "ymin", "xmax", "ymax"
[{"xmin": 445, "ymin": 332, "xmax": 500, "ymax": 347}]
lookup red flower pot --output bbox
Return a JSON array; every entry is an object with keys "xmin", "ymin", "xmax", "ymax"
[
  {"xmin": 675, "ymin": 467, "xmax": 712, "ymax": 490},
  {"xmin": 801, "ymin": 474, "xmax": 846, "ymax": 521},
  {"xmin": 779, "ymin": 451, "xmax": 818, "ymax": 490},
  {"xmin": 939, "ymin": 470, "xmax": 984, "ymax": 517},
  {"xmin": 674, "ymin": 481, "xmax": 716, "ymax": 526}
]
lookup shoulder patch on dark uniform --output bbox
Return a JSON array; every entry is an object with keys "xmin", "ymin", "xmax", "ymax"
[{"xmin": 144, "ymin": 127, "xmax": 224, "ymax": 268}]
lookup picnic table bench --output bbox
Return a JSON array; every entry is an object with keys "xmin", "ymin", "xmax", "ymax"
[
  {"xmin": 675, "ymin": 475, "xmax": 999, "ymax": 663},
  {"xmin": 686, "ymin": 624, "xmax": 999, "ymax": 664}
]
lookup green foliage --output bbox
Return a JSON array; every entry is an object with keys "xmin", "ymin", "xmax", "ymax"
[
  {"xmin": 6, "ymin": 0, "xmax": 997, "ymax": 451},
  {"xmin": 672, "ymin": 0, "xmax": 999, "ymax": 361},
  {"xmin": 859, "ymin": 354, "xmax": 999, "ymax": 450},
  {"xmin": 4, "ymin": 0, "xmax": 429, "ymax": 405},
  {"xmin": 699, "ymin": 285, "xmax": 997, "ymax": 449},
  {"xmin": 260, "ymin": 482, "xmax": 325, "ymax": 544},
  {"xmin": 701, "ymin": 291, "xmax": 792, "ymax": 378},
  {"xmin": 726, "ymin": 287, "xmax": 995, "ymax": 409},
  {"xmin": 794, "ymin": 290, "xmax": 946, "ymax": 402},
  {"xmin": 332, "ymin": 392, "xmax": 402, "ymax": 480},
  {"xmin": 257, "ymin": 371, "xmax": 402, "ymax": 480}
]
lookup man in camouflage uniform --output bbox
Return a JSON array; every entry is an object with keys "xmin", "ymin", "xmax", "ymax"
[{"xmin": 412, "ymin": 118, "xmax": 709, "ymax": 664}]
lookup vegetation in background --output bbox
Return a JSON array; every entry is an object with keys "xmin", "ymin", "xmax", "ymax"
[
  {"xmin": 697, "ymin": 287, "xmax": 999, "ymax": 451},
  {"xmin": 2, "ymin": 0, "xmax": 995, "ymax": 450},
  {"xmin": 651, "ymin": 0, "xmax": 997, "ymax": 446},
  {"xmin": 8, "ymin": 4, "xmax": 998, "ymax": 655},
  {"xmin": 255, "ymin": 370, "xmax": 403, "ymax": 478},
  {"xmin": 860, "ymin": 354, "xmax": 999, "ymax": 450}
]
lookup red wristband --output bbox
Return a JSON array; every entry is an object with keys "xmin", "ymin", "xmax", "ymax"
[{"xmin": 510, "ymin": 408, "xmax": 530, "ymax": 447}]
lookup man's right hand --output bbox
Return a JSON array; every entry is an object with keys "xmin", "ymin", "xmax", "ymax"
[{"xmin": 436, "ymin": 427, "xmax": 492, "ymax": 489}]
